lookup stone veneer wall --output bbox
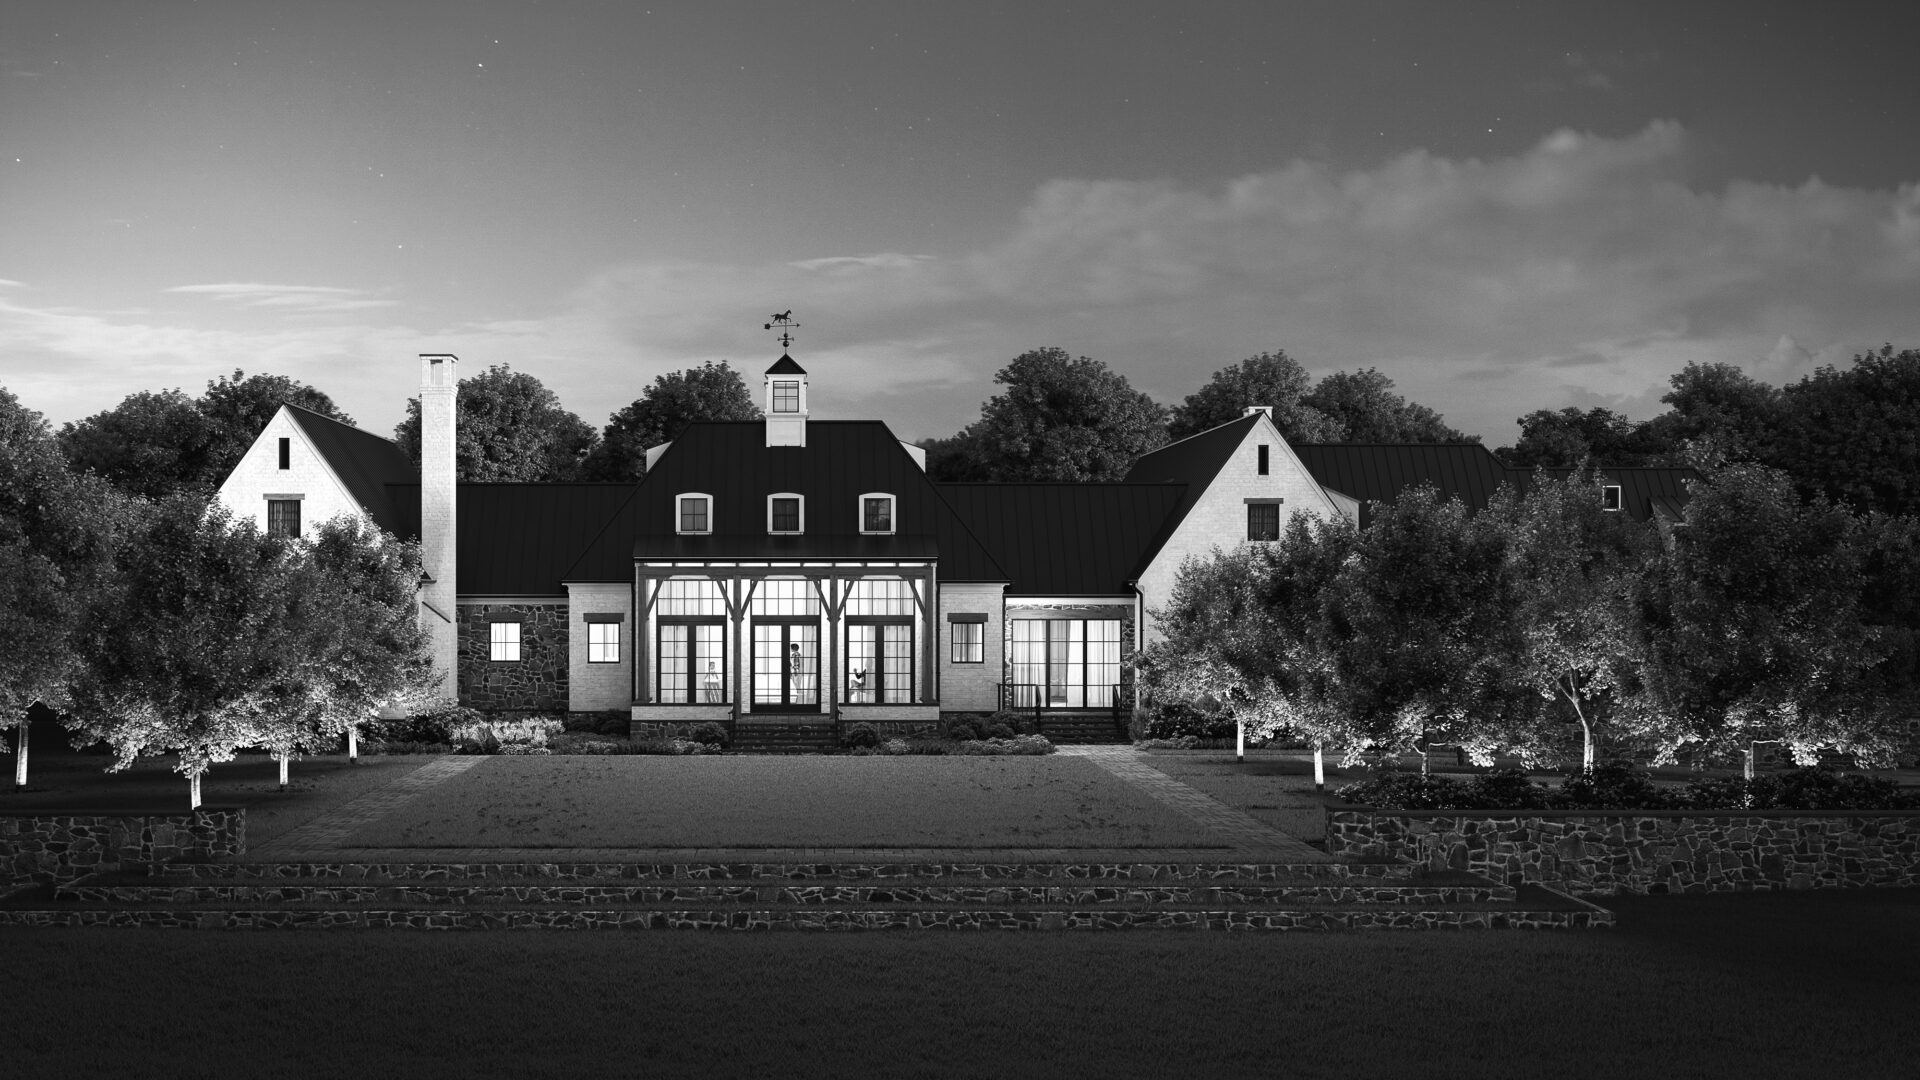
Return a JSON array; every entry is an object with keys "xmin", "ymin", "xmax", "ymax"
[
  {"xmin": 1, "ymin": 809, "xmax": 246, "ymax": 890},
  {"xmin": 1327, "ymin": 808, "xmax": 1920, "ymax": 896},
  {"xmin": 458, "ymin": 602, "xmax": 569, "ymax": 711}
]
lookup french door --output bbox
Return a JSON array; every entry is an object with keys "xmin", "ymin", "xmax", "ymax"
[
  {"xmin": 846, "ymin": 621, "xmax": 913, "ymax": 703},
  {"xmin": 752, "ymin": 622, "xmax": 819, "ymax": 710}
]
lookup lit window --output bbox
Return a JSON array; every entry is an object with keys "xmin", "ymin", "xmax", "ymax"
[
  {"xmin": 1602, "ymin": 485, "xmax": 1623, "ymax": 512},
  {"xmin": 490, "ymin": 621, "xmax": 521, "ymax": 662},
  {"xmin": 588, "ymin": 621, "xmax": 620, "ymax": 664},
  {"xmin": 772, "ymin": 380, "xmax": 800, "ymax": 413},
  {"xmin": 678, "ymin": 494, "xmax": 711, "ymax": 534},
  {"xmin": 950, "ymin": 620, "xmax": 983, "ymax": 664},
  {"xmin": 861, "ymin": 494, "xmax": 895, "ymax": 534},
  {"xmin": 1247, "ymin": 502, "xmax": 1280, "ymax": 541},
  {"xmin": 1008, "ymin": 618, "xmax": 1122, "ymax": 708},
  {"xmin": 267, "ymin": 499, "xmax": 301, "ymax": 538},
  {"xmin": 769, "ymin": 494, "xmax": 803, "ymax": 534}
]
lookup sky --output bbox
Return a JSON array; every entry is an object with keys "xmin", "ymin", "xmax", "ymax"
[{"xmin": 4, "ymin": 1, "xmax": 1918, "ymax": 447}]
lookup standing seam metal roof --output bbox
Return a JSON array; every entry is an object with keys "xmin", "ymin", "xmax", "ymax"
[
  {"xmin": 281, "ymin": 402, "xmax": 416, "ymax": 535},
  {"xmin": 932, "ymin": 483, "xmax": 1189, "ymax": 595}
]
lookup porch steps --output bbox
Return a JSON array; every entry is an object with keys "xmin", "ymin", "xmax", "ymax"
[
  {"xmin": 0, "ymin": 859, "xmax": 1613, "ymax": 931},
  {"xmin": 1033, "ymin": 717, "xmax": 1130, "ymax": 745},
  {"xmin": 729, "ymin": 723, "xmax": 840, "ymax": 753}
]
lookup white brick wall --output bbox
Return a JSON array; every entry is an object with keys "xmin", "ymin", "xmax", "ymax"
[
  {"xmin": 420, "ymin": 356, "xmax": 459, "ymax": 704},
  {"xmin": 937, "ymin": 582, "xmax": 1006, "ymax": 712},
  {"xmin": 214, "ymin": 409, "xmax": 366, "ymax": 538},
  {"xmin": 1135, "ymin": 416, "xmax": 1341, "ymax": 645},
  {"xmin": 567, "ymin": 582, "xmax": 633, "ymax": 711}
]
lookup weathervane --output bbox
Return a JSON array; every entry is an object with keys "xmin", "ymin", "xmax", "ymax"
[{"xmin": 764, "ymin": 310, "xmax": 799, "ymax": 350}]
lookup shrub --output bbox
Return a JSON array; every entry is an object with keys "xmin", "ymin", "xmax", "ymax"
[
  {"xmin": 548, "ymin": 732, "xmax": 630, "ymax": 756},
  {"xmin": 1464, "ymin": 769, "xmax": 1553, "ymax": 811},
  {"xmin": 988, "ymin": 710, "xmax": 1039, "ymax": 736},
  {"xmin": 496, "ymin": 743, "xmax": 552, "ymax": 756},
  {"xmin": 367, "ymin": 704, "xmax": 477, "ymax": 746},
  {"xmin": 1140, "ymin": 700, "xmax": 1235, "ymax": 741},
  {"xmin": 879, "ymin": 738, "xmax": 909, "ymax": 755},
  {"xmin": 1334, "ymin": 771, "xmax": 1469, "ymax": 810},
  {"xmin": 1551, "ymin": 760, "xmax": 1675, "ymax": 810},
  {"xmin": 842, "ymin": 722, "xmax": 880, "ymax": 750},
  {"xmin": 1134, "ymin": 735, "xmax": 1200, "ymax": 750},
  {"xmin": 447, "ymin": 714, "xmax": 567, "ymax": 754},
  {"xmin": 684, "ymin": 721, "xmax": 730, "ymax": 749},
  {"xmin": 629, "ymin": 737, "xmax": 710, "ymax": 755},
  {"xmin": 984, "ymin": 722, "xmax": 1017, "ymax": 740},
  {"xmin": 954, "ymin": 735, "xmax": 1055, "ymax": 756},
  {"xmin": 898, "ymin": 736, "xmax": 952, "ymax": 755},
  {"xmin": 944, "ymin": 715, "xmax": 986, "ymax": 741}
]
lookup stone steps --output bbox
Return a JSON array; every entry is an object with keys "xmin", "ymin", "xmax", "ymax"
[
  {"xmin": 0, "ymin": 858, "xmax": 1613, "ymax": 931},
  {"xmin": 729, "ymin": 724, "xmax": 839, "ymax": 753}
]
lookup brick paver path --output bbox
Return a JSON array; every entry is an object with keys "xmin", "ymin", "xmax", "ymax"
[
  {"xmin": 1058, "ymin": 745, "xmax": 1328, "ymax": 860},
  {"xmin": 253, "ymin": 756, "xmax": 486, "ymax": 856}
]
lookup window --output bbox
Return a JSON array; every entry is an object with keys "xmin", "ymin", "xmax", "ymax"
[
  {"xmin": 847, "ymin": 623, "xmax": 913, "ymax": 703},
  {"xmin": 950, "ymin": 619, "xmax": 984, "ymax": 664},
  {"xmin": 1247, "ymin": 502, "xmax": 1280, "ymax": 541},
  {"xmin": 658, "ymin": 623, "xmax": 725, "ymax": 703},
  {"xmin": 277, "ymin": 437, "xmax": 290, "ymax": 470},
  {"xmin": 1257, "ymin": 444, "xmax": 1269, "ymax": 475},
  {"xmin": 1601, "ymin": 485, "xmax": 1623, "ymax": 512},
  {"xmin": 490, "ymin": 621, "xmax": 521, "ymax": 662},
  {"xmin": 677, "ymin": 494, "xmax": 711, "ymax": 534},
  {"xmin": 588, "ymin": 621, "xmax": 620, "ymax": 663},
  {"xmin": 267, "ymin": 499, "xmax": 301, "ymax": 538},
  {"xmin": 768, "ymin": 494, "xmax": 803, "ymax": 534},
  {"xmin": 861, "ymin": 494, "xmax": 895, "ymax": 534},
  {"xmin": 1009, "ymin": 618, "xmax": 1121, "ymax": 708},
  {"xmin": 772, "ymin": 380, "xmax": 800, "ymax": 413}
]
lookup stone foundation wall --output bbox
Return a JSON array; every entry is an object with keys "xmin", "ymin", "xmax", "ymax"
[
  {"xmin": 1, "ymin": 808, "xmax": 246, "ymax": 890},
  {"xmin": 1327, "ymin": 808, "xmax": 1920, "ymax": 896},
  {"xmin": 458, "ymin": 602, "xmax": 569, "ymax": 711}
]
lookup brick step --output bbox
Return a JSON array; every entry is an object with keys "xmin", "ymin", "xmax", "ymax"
[
  {"xmin": 0, "ymin": 885, "xmax": 1612, "ymax": 931},
  {"xmin": 56, "ymin": 873, "xmax": 1514, "ymax": 906},
  {"xmin": 148, "ymin": 858, "xmax": 1421, "ymax": 882}
]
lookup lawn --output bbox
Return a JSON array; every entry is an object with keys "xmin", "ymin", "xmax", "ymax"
[
  {"xmin": 4, "ymin": 887, "xmax": 1916, "ymax": 1079},
  {"xmin": 1135, "ymin": 749, "xmax": 1359, "ymax": 840},
  {"xmin": 342, "ymin": 755, "xmax": 1230, "ymax": 849}
]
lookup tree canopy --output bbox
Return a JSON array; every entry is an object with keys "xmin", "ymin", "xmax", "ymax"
[
  {"xmin": 1167, "ymin": 351, "xmax": 1342, "ymax": 443},
  {"xmin": 580, "ymin": 361, "xmax": 762, "ymax": 481},
  {"xmin": 966, "ymin": 347, "xmax": 1169, "ymax": 481},
  {"xmin": 1770, "ymin": 346, "xmax": 1920, "ymax": 517},
  {"xmin": 1495, "ymin": 406, "xmax": 1673, "ymax": 468},
  {"xmin": 199, "ymin": 370, "xmax": 354, "ymax": 480},
  {"xmin": 1302, "ymin": 368, "xmax": 1475, "ymax": 443},
  {"xmin": 395, "ymin": 363, "xmax": 598, "ymax": 482}
]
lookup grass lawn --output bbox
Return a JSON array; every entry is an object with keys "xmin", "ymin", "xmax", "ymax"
[
  {"xmin": 343, "ymin": 755, "xmax": 1229, "ymax": 849},
  {"xmin": 3, "ymin": 887, "xmax": 1915, "ymax": 1079},
  {"xmin": 1135, "ymin": 749, "xmax": 1362, "ymax": 840},
  {"xmin": 2, "ymin": 740, "xmax": 422, "ymax": 848}
]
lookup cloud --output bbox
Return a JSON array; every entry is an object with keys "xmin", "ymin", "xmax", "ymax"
[
  {"xmin": 165, "ymin": 282, "xmax": 398, "ymax": 313},
  {"xmin": 5, "ymin": 122, "xmax": 1918, "ymax": 445}
]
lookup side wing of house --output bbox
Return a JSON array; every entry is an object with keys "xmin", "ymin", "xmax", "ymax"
[{"xmin": 215, "ymin": 405, "xmax": 372, "ymax": 538}]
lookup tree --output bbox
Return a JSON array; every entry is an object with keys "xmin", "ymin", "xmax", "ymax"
[
  {"xmin": 1495, "ymin": 406, "xmax": 1671, "ymax": 468},
  {"xmin": 1622, "ymin": 465, "xmax": 1896, "ymax": 770},
  {"xmin": 58, "ymin": 389, "xmax": 221, "ymax": 500},
  {"xmin": 395, "ymin": 363, "xmax": 598, "ymax": 482},
  {"xmin": 1483, "ymin": 468, "xmax": 1652, "ymax": 768},
  {"xmin": 65, "ymin": 498, "xmax": 317, "ymax": 809},
  {"xmin": 199, "ymin": 370, "xmax": 354, "ymax": 483},
  {"xmin": 1769, "ymin": 345, "xmax": 1920, "ymax": 517},
  {"xmin": 968, "ymin": 347, "xmax": 1169, "ymax": 481},
  {"xmin": 0, "ymin": 389, "xmax": 127, "ymax": 788},
  {"xmin": 579, "ymin": 362, "xmax": 761, "ymax": 481},
  {"xmin": 1167, "ymin": 351, "xmax": 1342, "ymax": 443},
  {"xmin": 1303, "ymin": 368, "xmax": 1474, "ymax": 443},
  {"xmin": 1644, "ymin": 361, "xmax": 1782, "ymax": 468},
  {"xmin": 917, "ymin": 429, "xmax": 994, "ymax": 482}
]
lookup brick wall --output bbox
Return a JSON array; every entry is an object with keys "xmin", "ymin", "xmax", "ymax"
[
  {"xmin": 937, "ymin": 582, "xmax": 1005, "ymax": 712},
  {"xmin": 567, "ymin": 582, "xmax": 633, "ymax": 712},
  {"xmin": 458, "ymin": 602, "xmax": 569, "ymax": 711}
]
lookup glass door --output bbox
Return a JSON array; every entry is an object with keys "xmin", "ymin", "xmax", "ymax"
[{"xmin": 752, "ymin": 622, "xmax": 819, "ymax": 710}]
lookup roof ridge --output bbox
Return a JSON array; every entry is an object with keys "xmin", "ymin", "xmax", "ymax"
[
  {"xmin": 281, "ymin": 400, "xmax": 404, "ymax": 448},
  {"xmin": 1135, "ymin": 412, "xmax": 1260, "ymax": 458}
]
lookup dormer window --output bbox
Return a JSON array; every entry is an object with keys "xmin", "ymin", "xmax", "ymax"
[
  {"xmin": 772, "ymin": 380, "xmax": 801, "ymax": 414},
  {"xmin": 769, "ymin": 493, "xmax": 804, "ymax": 534},
  {"xmin": 677, "ymin": 494, "xmax": 712, "ymax": 535},
  {"xmin": 1601, "ymin": 485, "xmax": 1623, "ymax": 512},
  {"xmin": 860, "ymin": 493, "xmax": 895, "ymax": 534}
]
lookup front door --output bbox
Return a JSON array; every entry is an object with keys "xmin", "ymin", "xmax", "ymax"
[{"xmin": 751, "ymin": 622, "xmax": 819, "ymax": 711}]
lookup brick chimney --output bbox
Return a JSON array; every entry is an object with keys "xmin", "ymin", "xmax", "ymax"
[{"xmin": 419, "ymin": 354, "xmax": 459, "ymax": 702}]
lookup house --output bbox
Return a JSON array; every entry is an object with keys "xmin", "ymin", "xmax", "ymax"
[{"xmin": 217, "ymin": 354, "xmax": 1696, "ymax": 737}]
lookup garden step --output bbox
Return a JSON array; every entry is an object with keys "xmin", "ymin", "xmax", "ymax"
[
  {"xmin": 150, "ymin": 858, "xmax": 1426, "ymax": 882},
  {"xmin": 56, "ymin": 872, "xmax": 1515, "ymax": 907},
  {"xmin": 0, "ymin": 885, "xmax": 1611, "ymax": 931}
]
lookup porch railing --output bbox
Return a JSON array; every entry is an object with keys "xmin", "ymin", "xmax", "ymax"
[{"xmin": 995, "ymin": 684, "xmax": 1126, "ymax": 726}]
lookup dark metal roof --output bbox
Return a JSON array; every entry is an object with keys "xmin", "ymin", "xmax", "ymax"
[
  {"xmin": 1292, "ymin": 444, "xmax": 1516, "ymax": 526},
  {"xmin": 1122, "ymin": 413, "xmax": 1260, "ymax": 487},
  {"xmin": 934, "ymin": 483, "xmax": 1188, "ymax": 595},
  {"xmin": 563, "ymin": 421, "xmax": 1007, "ymax": 581},
  {"xmin": 765, "ymin": 354, "xmax": 807, "ymax": 375},
  {"xmin": 1527, "ymin": 467, "xmax": 1701, "ymax": 522},
  {"xmin": 387, "ymin": 483, "xmax": 638, "ymax": 595},
  {"xmin": 282, "ymin": 403, "xmax": 415, "ymax": 534}
]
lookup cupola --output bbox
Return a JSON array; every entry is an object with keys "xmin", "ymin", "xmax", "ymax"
[{"xmin": 765, "ymin": 354, "xmax": 808, "ymax": 447}]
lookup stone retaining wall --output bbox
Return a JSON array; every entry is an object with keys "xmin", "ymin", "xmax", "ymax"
[
  {"xmin": 1, "ymin": 808, "xmax": 246, "ymax": 890},
  {"xmin": 1327, "ymin": 808, "xmax": 1920, "ymax": 896}
]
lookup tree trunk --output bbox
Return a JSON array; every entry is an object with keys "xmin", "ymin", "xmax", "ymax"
[
  {"xmin": 347, "ymin": 724, "xmax": 358, "ymax": 763},
  {"xmin": 13, "ymin": 719, "xmax": 28, "ymax": 791},
  {"xmin": 1564, "ymin": 682, "xmax": 1594, "ymax": 773},
  {"xmin": 1312, "ymin": 744, "xmax": 1325, "ymax": 792},
  {"xmin": 1744, "ymin": 742, "xmax": 1756, "ymax": 782},
  {"xmin": 188, "ymin": 770, "xmax": 202, "ymax": 811},
  {"xmin": 1235, "ymin": 717, "xmax": 1245, "ymax": 763},
  {"xmin": 278, "ymin": 753, "xmax": 289, "ymax": 791}
]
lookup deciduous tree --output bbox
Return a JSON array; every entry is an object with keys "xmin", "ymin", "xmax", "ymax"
[
  {"xmin": 198, "ymin": 370, "xmax": 354, "ymax": 481},
  {"xmin": 58, "ymin": 389, "xmax": 221, "ymax": 500},
  {"xmin": 395, "ymin": 363, "xmax": 598, "ymax": 481},
  {"xmin": 968, "ymin": 347, "xmax": 1168, "ymax": 481},
  {"xmin": 1495, "ymin": 406, "xmax": 1671, "ymax": 468},
  {"xmin": 1303, "ymin": 368, "xmax": 1474, "ymax": 443},
  {"xmin": 580, "ymin": 362, "xmax": 762, "ymax": 481},
  {"xmin": 1770, "ymin": 345, "xmax": 1920, "ymax": 517},
  {"xmin": 1167, "ymin": 351, "xmax": 1341, "ymax": 442}
]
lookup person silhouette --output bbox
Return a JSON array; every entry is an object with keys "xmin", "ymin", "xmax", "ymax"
[{"xmin": 701, "ymin": 660, "xmax": 721, "ymax": 703}]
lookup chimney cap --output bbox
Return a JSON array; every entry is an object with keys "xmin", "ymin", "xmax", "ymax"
[{"xmin": 1243, "ymin": 405, "xmax": 1274, "ymax": 418}]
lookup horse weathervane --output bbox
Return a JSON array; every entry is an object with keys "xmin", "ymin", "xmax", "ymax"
[{"xmin": 764, "ymin": 310, "xmax": 799, "ymax": 350}]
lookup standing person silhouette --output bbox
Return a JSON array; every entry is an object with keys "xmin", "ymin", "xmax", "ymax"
[{"xmin": 788, "ymin": 642, "xmax": 810, "ymax": 701}]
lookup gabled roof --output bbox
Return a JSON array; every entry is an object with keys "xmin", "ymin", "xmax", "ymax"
[
  {"xmin": 1121, "ymin": 413, "xmax": 1261, "ymax": 487},
  {"xmin": 387, "ymin": 483, "xmax": 638, "ymax": 595},
  {"xmin": 934, "ymin": 483, "xmax": 1189, "ymax": 595},
  {"xmin": 563, "ymin": 421, "xmax": 1007, "ymax": 581},
  {"xmin": 282, "ymin": 402, "xmax": 416, "ymax": 534},
  {"xmin": 765, "ymin": 354, "xmax": 807, "ymax": 375},
  {"xmin": 1290, "ymin": 443, "xmax": 1514, "ymax": 526}
]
